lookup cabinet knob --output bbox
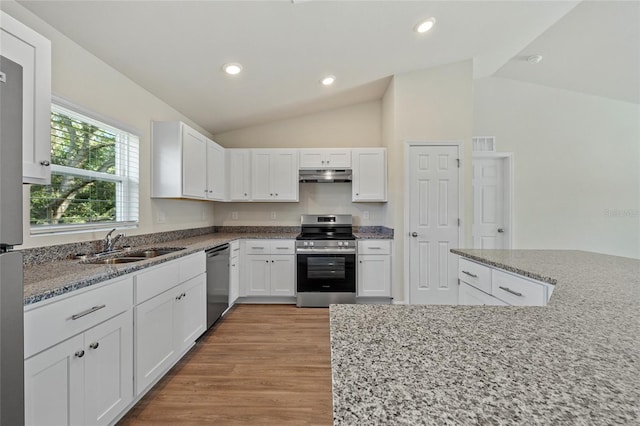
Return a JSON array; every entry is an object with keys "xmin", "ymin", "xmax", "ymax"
[
  {"xmin": 275, "ymin": 193, "xmax": 278, "ymax": 197},
  {"xmin": 40, "ymin": 160, "xmax": 51, "ymax": 166},
  {"xmin": 411, "ymin": 232, "xmax": 418, "ymax": 237},
  {"xmin": 244, "ymin": 193, "xmax": 247, "ymax": 196},
  {"xmin": 497, "ymin": 228, "xmax": 505, "ymax": 233},
  {"xmin": 75, "ymin": 350, "xmax": 85, "ymax": 358},
  {"xmin": 89, "ymin": 342, "xmax": 99, "ymax": 350},
  {"xmin": 356, "ymin": 193, "xmax": 359, "ymax": 196},
  {"xmin": 265, "ymin": 260, "xmax": 269, "ymax": 263},
  {"xmin": 270, "ymin": 193, "xmax": 273, "ymax": 196}
]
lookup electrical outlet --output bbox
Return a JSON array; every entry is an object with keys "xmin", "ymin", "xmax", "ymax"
[
  {"xmin": 270, "ymin": 211, "xmax": 277, "ymax": 220},
  {"xmin": 363, "ymin": 211, "xmax": 370, "ymax": 220},
  {"xmin": 156, "ymin": 211, "xmax": 166, "ymax": 224},
  {"xmin": 231, "ymin": 211, "xmax": 238, "ymax": 220}
]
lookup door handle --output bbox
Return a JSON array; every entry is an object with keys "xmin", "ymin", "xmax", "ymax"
[
  {"xmin": 497, "ymin": 228, "xmax": 504, "ymax": 233},
  {"xmin": 411, "ymin": 232, "xmax": 418, "ymax": 237}
]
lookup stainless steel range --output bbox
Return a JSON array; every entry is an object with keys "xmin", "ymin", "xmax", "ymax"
[{"xmin": 296, "ymin": 214, "xmax": 356, "ymax": 307}]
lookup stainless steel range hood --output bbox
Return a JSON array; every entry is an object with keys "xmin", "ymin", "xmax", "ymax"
[{"xmin": 299, "ymin": 169, "xmax": 352, "ymax": 183}]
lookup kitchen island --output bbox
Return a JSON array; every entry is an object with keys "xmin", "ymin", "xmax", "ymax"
[{"xmin": 330, "ymin": 250, "xmax": 639, "ymax": 424}]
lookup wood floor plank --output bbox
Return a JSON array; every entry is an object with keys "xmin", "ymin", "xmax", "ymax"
[{"xmin": 118, "ymin": 304, "xmax": 333, "ymax": 426}]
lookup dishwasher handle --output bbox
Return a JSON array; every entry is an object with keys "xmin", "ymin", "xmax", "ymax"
[{"xmin": 206, "ymin": 244, "xmax": 230, "ymax": 257}]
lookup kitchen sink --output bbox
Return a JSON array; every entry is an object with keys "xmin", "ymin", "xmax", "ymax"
[
  {"xmin": 83, "ymin": 247, "xmax": 186, "ymax": 264},
  {"xmin": 121, "ymin": 248, "xmax": 185, "ymax": 258}
]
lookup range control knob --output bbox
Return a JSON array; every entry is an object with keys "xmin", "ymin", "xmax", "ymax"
[{"xmin": 309, "ymin": 241, "xmax": 314, "ymax": 246}]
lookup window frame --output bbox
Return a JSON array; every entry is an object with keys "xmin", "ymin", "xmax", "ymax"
[{"xmin": 30, "ymin": 96, "xmax": 141, "ymax": 236}]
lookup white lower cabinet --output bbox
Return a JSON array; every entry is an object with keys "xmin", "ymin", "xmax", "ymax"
[
  {"xmin": 24, "ymin": 310, "xmax": 133, "ymax": 426},
  {"xmin": 456, "ymin": 255, "xmax": 554, "ymax": 306},
  {"xmin": 357, "ymin": 240, "xmax": 392, "ymax": 298},
  {"xmin": 134, "ymin": 253, "xmax": 206, "ymax": 396},
  {"xmin": 242, "ymin": 240, "xmax": 295, "ymax": 297},
  {"xmin": 229, "ymin": 241, "xmax": 240, "ymax": 306}
]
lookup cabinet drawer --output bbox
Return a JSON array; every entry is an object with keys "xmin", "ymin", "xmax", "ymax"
[
  {"xmin": 269, "ymin": 240, "xmax": 295, "ymax": 255},
  {"xmin": 492, "ymin": 269, "xmax": 546, "ymax": 306},
  {"xmin": 135, "ymin": 261, "xmax": 180, "ymax": 304},
  {"xmin": 358, "ymin": 240, "xmax": 391, "ymax": 255},
  {"xmin": 24, "ymin": 277, "xmax": 133, "ymax": 359},
  {"xmin": 179, "ymin": 252, "xmax": 205, "ymax": 283},
  {"xmin": 244, "ymin": 240, "xmax": 270, "ymax": 255},
  {"xmin": 459, "ymin": 282, "xmax": 507, "ymax": 306},
  {"xmin": 458, "ymin": 258, "xmax": 492, "ymax": 294}
]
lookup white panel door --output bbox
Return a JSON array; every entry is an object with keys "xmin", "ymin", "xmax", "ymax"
[
  {"xmin": 472, "ymin": 157, "xmax": 505, "ymax": 249},
  {"xmin": 270, "ymin": 150, "xmax": 298, "ymax": 201},
  {"xmin": 206, "ymin": 140, "xmax": 226, "ymax": 201},
  {"xmin": 352, "ymin": 148, "xmax": 387, "ymax": 201},
  {"xmin": 408, "ymin": 145, "xmax": 460, "ymax": 305},
  {"xmin": 174, "ymin": 274, "xmax": 206, "ymax": 352},
  {"xmin": 246, "ymin": 255, "xmax": 271, "ymax": 295}
]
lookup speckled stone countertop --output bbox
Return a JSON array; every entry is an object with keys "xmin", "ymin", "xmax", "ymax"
[
  {"xmin": 331, "ymin": 250, "xmax": 640, "ymax": 425},
  {"xmin": 23, "ymin": 229, "xmax": 392, "ymax": 306}
]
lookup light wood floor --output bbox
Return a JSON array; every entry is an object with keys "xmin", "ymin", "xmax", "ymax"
[{"xmin": 118, "ymin": 304, "xmax": 333, "ymax": 426}]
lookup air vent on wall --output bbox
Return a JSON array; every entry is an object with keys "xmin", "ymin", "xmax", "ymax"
[{"xmin": 472, "ymin": 136, "xmax": 496, "ymax": 152}]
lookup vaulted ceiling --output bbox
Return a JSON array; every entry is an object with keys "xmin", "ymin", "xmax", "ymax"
[{"xmin": 16, "ymin": 1, "xmax": 639, "ymax": 134}]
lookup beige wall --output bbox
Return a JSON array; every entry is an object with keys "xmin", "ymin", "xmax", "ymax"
[
  {"xmin": 213, "ymin": 101, "xmax": 386, "ymax": 227},
  {"xmin": 382, "ymin": 60, "xmax": 475, "ymax": 303},
  {"xmin": 474, "ymin": 77, "xmax": 640, "ymax": 259},
  {"xmin": 2, "ymin": 1, "xmax": 216, "ymax": 249}
]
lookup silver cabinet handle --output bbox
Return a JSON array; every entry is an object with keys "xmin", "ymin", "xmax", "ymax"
[
  {"xmin": 411, "ymin": 232, "xmax": 418, "ymax": 237},
  {"xmin": 369, "ymin": 247, "xmax": 382, "ymax": 250},
  {"xmin": 71, "ymin": 304, "xmax": 106, "ymax": 320},
  {"xmin": 40, "ymin": 160, "xmax": 51, "ymax": 166},
  {"xmin": 252, "ymin": 247, "xmax": 265, "ymax": 249},
  {"xmin": 75, "ymin": 350, "xmax": 85, "ymax": 358},
  {"xmin": 462, "ymin": 271, "xmax": 478, "ymax": 278},
  {"xmin": 499, "ymin": 286, "xmax": 523, "ymax": 297},
  {"xmin": 275, "ymin": 247, "xmax": 289, "ymax": 250},
  {"xmin": 89, "ymin": 342, "xmax": 99, "ymax": 350}
]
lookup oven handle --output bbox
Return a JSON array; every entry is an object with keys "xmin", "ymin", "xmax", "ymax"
[{"xmin": 296, "ymin": 248, "xmax": 356, "ymax": 254}]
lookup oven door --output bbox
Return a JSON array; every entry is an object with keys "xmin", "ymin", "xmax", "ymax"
[{"xmin": 297, "ymin": 253, "xmax": 355, "ymax": 293}]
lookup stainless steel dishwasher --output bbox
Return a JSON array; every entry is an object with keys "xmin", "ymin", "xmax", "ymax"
[{"xmin": 205, "ymin": 244, "xmax": 230, "ymax": 329}]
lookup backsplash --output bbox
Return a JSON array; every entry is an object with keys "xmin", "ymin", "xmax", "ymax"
[{"xmin": 20, "ymin": 225, "xmax": 393, "ymax": 265}]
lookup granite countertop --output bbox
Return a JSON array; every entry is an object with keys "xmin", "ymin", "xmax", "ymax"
[
  {"xmin": 23, "ymin": 230, "xmax": 392, "ymax": 306},
  {"xmin": 331, "ymin": 250, "xmax": 640, "ymax": 425}
]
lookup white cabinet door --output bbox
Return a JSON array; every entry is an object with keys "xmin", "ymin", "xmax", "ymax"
[
  {"xmin": 251, "ymin": 150, "xmax": 298, "ymax": 201},
  {"xmin": 181, "ymin": 125, "xmax": 207, "ymax": 199},
  {"xmin": 24, "ymin": 334, "xmax": 84, "ymax": 426},
  {"xmin": 325, "ymin": 149, "xmax": 351, "ymax": 168},
  {"xmin": 174, "ymin": 274, "xmax": 206, "ymax": 353},
  {"xmin": 299, "ymin": 149, "xmax": 351, "ymax": 169},
  {"xmin": 245, "ymin": 255, "xmax": 271, "ymax": 296},
  {"xmin": 270, "ymin": 255, "xmax": 295, "ymax": 296},
  {"xmin": 227, "ymin": 149, "xmax": 251, "ymax": 201},
  {"xmin": 206, "ymin": 140, "xmax": 226, "ymax": 201},
  {"xmin": 459, "ymin": 282, "xmax": 507, "ymax": 306},
  {"xmin": 83, "ymin": 311, "xmax": 133, "ymax": 426},
  {"xmin": 271, "ymin": 150, "xmax": 298, "ymax": 201},
  {"xmin": 229, "ymin": 254, "xmax": 240, "ymax": 306},
  {"xmin": 0, "ymin": 12, "xmax": 52, "ymax": 184},
  {"xmin": 135, "ymin": 289, "xmax": 177, "ymax": 395},
  {"xmin": 251, "ymin": 151, "xmax": 273, "ymax": 201},
  {"xmin": 357, "ymin": 254, "xmax": 391, "ymax": 297},
  {"xmin": 352, "ymin": 148, "xmax": 387, "ymax": 202}
]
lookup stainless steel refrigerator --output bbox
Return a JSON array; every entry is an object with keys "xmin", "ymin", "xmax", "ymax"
[{"xmin": 0, "ymin": 55, "xmax": 25, "ymax": 425}]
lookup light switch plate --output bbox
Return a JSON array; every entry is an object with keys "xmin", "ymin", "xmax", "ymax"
[
  {"xmin": 231, "ymin": 211, "xmax": 238, "ymax": 220},
  {"xmin": 363, "ymin": 211, "xmax": 370, "ymax": 220}
]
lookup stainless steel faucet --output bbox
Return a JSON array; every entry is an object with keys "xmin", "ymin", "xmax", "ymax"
[{"xmin": 104, "ymin": 228, "xmax": 125, "ymax": 252}]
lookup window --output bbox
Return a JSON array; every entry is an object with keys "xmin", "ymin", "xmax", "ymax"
[{"xmin": 30, "ymin": 102, "xmax": 139, "ymax": 234}]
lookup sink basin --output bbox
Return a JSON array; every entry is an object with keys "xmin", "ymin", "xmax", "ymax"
[
  {"xmin": 121, "ymin": 247, "xmax": 185, "ymax": 258},
  {"xmin": 83, "ymin": 247, "xmax": 186, "ymax": 265},
  {"xmin": 91, "ymin": 257, "xmax": 145, "ymax": 264}
]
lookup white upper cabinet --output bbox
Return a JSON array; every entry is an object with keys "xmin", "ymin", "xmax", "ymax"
[
  {"xmin": 151, "ymin": 121, "xmax": 225, "ymax": 201},
  {"xmin": 299, "ymin": 148, "xmax": 351, "ymax": 169},
  {"xmin": 1, "ymin": 12, "xmax": 52, "ymax": 184},
  {"xmin": 206, "ymin": 140, "xmax": 226, "ymax": 201},
  {"xmin": 227, "ymin": 149, "xmax": 251, "ymax": 201},
  {"xmin": 251, "ymin": 149, "xmax": 298, "ymax": 201},
  {"xmin": 352, "ymin": 148, "xmax": 387, "ymax": 202}
]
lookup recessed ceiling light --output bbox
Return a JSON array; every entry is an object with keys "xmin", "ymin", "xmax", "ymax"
[
  {"xmin": 414, "ymin": 17, "xmax": 436, "ymax": 34},
  {"xmin": 321, "ymin": 75, "xmax": 336, "ymax": 86},
  {"xmin": 527, "ymin": 55, "xmax": 543, "ymax": 64},
  {"xmin": 222, "ymin": 63, "xmax": 243, "ymax": 75}
]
